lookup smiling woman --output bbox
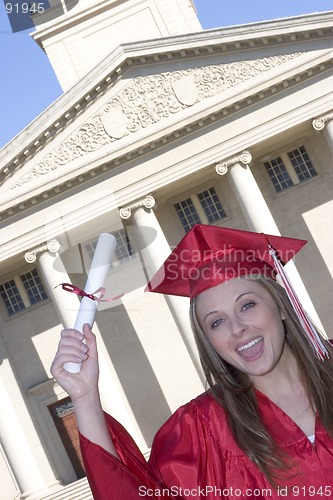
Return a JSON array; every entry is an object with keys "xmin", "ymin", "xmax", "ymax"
[
  {"xmin": 190, "ymin": 272, "xmax": 328, "ymax": 486},
  {"xmin": 195, "ymin": 278, "xmax": 286, "ymax": 377},
  {"xmin": 51, "ymin": 224, "xmax": 333, "ymax": 499}
]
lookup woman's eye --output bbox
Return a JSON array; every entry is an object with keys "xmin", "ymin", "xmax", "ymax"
[
  {"xmin": 242, "ymin": 301, "xmax": 255, "ymax": 311},
  {"xmin": 211, "ymin": 318, "xmax": 224, "ymax": 329}
]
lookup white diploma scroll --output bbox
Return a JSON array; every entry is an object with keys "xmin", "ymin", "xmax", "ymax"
[{"xmin": 64, "ymin": 233, "xmax": 117, "ymax": 373}]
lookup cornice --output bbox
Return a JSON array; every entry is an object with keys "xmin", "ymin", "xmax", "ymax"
[
  {"xmin": 1, "ymin": 54, "xmax": 333, "ymax": 224},
  {"xmin": 33, "ymin": 9, "xmax": 333, "ymax": 48},
  {"xmin": 1, "ymin": 14, "xmax": 333, "ymax": 178}
]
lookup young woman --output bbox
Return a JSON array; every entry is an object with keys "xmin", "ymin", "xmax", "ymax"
[{"xmin": 51, "ymin": 225, "xmax": 333, "ymax": 499}]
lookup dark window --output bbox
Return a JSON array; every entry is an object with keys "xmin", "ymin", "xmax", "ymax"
[
  {"xmin": 287, "ymin": 146, "xmax": 317, "ymax": 182},
  {"xmin": 265, "ymin": 146, "xmax": 317, "ymax": 193},
  {"xmin": 0, "ymin": 269, "xmax": 47, "ymax": 317},
  {"xmin": 174, "ymin": 198, "xmax": 201, "ymax": 232},
  {"xmin": 0, "ymin": 280, "xmax": 26, "ymax": 316},
  {"xmin": 198, "ymin": 187, "xmax": 227, "ymax": 223},
  {"xmin": 264, "ymin": 157, "xmax": 293, "ymax": 193}
]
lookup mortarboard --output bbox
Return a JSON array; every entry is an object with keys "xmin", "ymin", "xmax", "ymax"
[
  {"xmin": 146, "ymin": 224, "xmax": 328, "ymax": 360},
  {"xmin": 146, "ymin": 224, "xmax": 307, "ymax": 299}
]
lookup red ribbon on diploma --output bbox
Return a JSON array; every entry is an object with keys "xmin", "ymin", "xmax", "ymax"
[{"xmin": 56, "ymin": 283, "xmax": 123, "ymax": 303}]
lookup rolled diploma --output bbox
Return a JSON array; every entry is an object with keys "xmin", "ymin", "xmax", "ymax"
[{"xmin": 64, "ymin": 233, "xmax": 117, "ymax": 373}]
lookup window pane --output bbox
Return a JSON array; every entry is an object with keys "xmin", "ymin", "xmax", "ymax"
[
  {"xmin": 287, "ymin": 146, "xmax": 317, "ymax": 182},
  {"xmin": 264, "ymin": 157, "xmax": 293, "ymax": 192},
  {"xmin": 0, "ymin": 280, "xmax": 25, "ymax": 316},
  {"xmin": 174, "ymin": 198, "xmax": 201, "ymax": 232},
  {"xmin": 86, "ymin": 229, "xmax": 136, "ymax": 268},
  {"xmin": 113, "ymin": 229, "xmax": 136, "ymax": 264},
  {"xmin": 85, "ymin": 241, "xmax": 98, "ymax": 261},
  {"xmin": 21, "ymin": 269, "xmax": 48, "ymax": 305},
  {"xmin": 197, "ymin": 187, "xmax": 227, "ymax": 223}
]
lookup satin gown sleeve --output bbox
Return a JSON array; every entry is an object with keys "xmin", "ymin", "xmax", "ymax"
[{"xmin": 79, "ymin": 412, "xmax": 176, "ymax": 499}]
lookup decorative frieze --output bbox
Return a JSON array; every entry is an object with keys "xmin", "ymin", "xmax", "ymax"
[
  {"xmin": 24, "ymin": 239, "xmax": 60, "ymax": 263},
  {"xmin": 215, "ymin": 151, "xmax": 252, "ymax": 175},
  {"xmin": 11, "ymin": 53, "xmax": 302, "ymax": 189},
  {"xmin": 119, "ymin": 195, "xmax": 156, "ymax": 219}
]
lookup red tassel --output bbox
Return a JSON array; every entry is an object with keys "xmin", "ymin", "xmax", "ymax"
[{"xmin": 268, "ymin": 246, "xmax": 328, "ymax": 361}]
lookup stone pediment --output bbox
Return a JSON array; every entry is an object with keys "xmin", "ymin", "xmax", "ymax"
[
  {"xmin": 1, "ymin": 12, "xmax": 333, "ymax": 220},
  {"xmin": 6, "ymin": 52, "xmax": 305, "ymax": 190}
]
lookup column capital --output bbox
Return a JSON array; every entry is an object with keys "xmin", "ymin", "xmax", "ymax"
[
  {"xmin": 119, "ymin": 194, "xmax": 156, "ymax": 220},
  {"xmin": 215, "ymin": 151, "xmax": 252, "ymax": 176},
  {"xmin": 312, "ymin": 111, "xmax": 333, "ymax": 131},
  {"xmin": 24, "ymin": 239, "xmax": 60, "ymax": 263}
]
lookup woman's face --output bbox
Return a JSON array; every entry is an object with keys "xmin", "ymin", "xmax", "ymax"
[{"xmin": 195, "ymin": 278, "xmax": 287, "ymax": 382}]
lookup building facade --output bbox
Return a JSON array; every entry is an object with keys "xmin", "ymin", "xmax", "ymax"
[{"xmin": 1, "ymin": 1, "xmax": 333, "ymax": 498}]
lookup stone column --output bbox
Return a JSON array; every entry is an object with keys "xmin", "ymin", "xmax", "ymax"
[
  {"xmin": 25, "ymin": 239, "xmax": 78, "ymax": 328},
  {"xmin": 25, "ymin": 241, "xmax": 146, "ymax": 450},
  {"xmin": 215, "ymin": 152, "xmax": 325, "ymax": 332},
  {"xmin": 216, "ymin": 152, "xmax": 278, "ymax": 232},
  {"xmin": 120, "ymin": 195, "xmax": 204, "ymax": 382},
  {"xmin": 312, "ymin": 111, "xmax": 333, "ymax": 156},
  {"xmin": 0, "ymin": 341, "xmax": 57, "ymax": 499}
]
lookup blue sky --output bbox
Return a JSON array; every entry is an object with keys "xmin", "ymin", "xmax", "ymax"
[{"xmin": 1, "ymin": 0, "xmax": 333, "ymax": 148}]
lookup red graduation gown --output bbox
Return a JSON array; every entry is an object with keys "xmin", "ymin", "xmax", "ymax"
[{"xmin": 80, "ymin": 390, "xmax": 333, "ymax": 499}]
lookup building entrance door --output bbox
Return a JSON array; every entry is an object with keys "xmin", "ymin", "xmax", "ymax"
[{"xmin": 49, "ymin": 397, "xmax": 85, "ymax": 479}]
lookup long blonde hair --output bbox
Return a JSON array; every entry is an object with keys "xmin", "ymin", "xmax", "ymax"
[{"xmin": 190, "ymin": 276, "xmax": 333, "ymax": 486}]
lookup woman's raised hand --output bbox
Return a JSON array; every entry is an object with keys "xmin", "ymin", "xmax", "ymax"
[{"xmin": 50, "ymin": 323, "xmax": 99, "ymax": 402}]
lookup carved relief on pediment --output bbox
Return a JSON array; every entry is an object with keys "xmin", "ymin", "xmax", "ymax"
[{"xmin": 11, "ymin": 53, "xmax": 302, "ymax": 190}]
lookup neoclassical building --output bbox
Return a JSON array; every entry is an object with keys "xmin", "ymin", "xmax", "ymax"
[{"xmin": 1, "ymin": 1, "xmax": 333, "ymax": 498}]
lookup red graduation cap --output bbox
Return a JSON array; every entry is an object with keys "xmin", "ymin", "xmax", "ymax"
[
  {"xmin": 146, "ymin": 224, "xmax": 307, "ymax": 299},
  {"xmin": 146, "ymin": 224, "xmax": 328, "ymax": 360}
]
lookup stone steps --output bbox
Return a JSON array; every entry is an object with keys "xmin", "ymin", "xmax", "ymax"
[{"xmin": 38, "ymin": 478, "xmax": 93, "ymax": 500}]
